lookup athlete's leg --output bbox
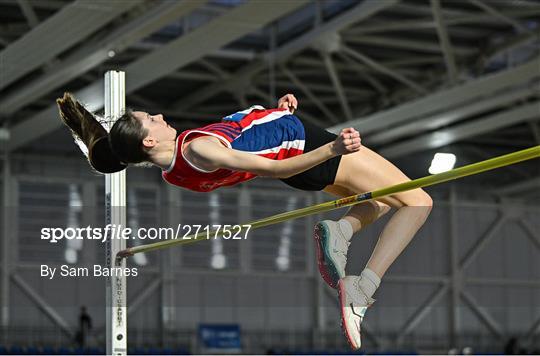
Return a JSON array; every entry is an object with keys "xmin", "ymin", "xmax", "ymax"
[
  {"xmin": 333, "ymin": 145, "xmax": 432, "ymax": 350},
  {"xmin": 333, "ymin": 145, "xmax": 433, "ymax": 279},
  {"xmin": 313, "ymin": 186, "xmax": 391, "ymax": 289},
  {"xmin": 323, "ymin": 185, "xmax": 391, "ymax": 232}
]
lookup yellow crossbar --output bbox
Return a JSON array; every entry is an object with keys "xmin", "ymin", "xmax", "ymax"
[{"xmin": 118, "ymin": 145, "xmax": 540, "ymax": 258}]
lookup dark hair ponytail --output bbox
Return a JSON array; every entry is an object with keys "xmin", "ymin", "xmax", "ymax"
[
  {"xmin": 108, "ymin": 111, "xmax": 151, "ymax": 164},
  {"xmin": 56, "ymin": 92, "xmax": 127, "ymax": 173}
]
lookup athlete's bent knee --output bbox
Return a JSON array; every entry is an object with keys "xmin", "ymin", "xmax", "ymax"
[
  {"xmin": 406, "ymin": 190, "xmax": 433, "ymax": 210},
  {"xmin": 375, "ymin": 201, "xmax": 392, "ymax": 218}
]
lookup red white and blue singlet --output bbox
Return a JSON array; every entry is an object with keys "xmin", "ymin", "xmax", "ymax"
[{"xmin": 162, "ymin": 106, "xmax": 305, "ymax": 192}]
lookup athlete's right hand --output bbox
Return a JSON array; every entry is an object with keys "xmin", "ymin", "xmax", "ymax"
[
  {"xmin": 332, "ymin": 128, "xmax": 361, "ymax": 155},
  {"xmin": 277, "ymin": 93, "xmax": 298, "ymax": 113}
]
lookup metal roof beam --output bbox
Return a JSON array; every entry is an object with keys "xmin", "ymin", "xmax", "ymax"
[
  {"xmin": 338, "ymin": 52, "xmax": 388, "ymax": 94},
  {"xmin": 254, "ymin": 76, "xmax": 372, "ymax": 96},
  {"xmin": 281, "ymin": 65, "xmax": 340, "ymax": 123},
  {"xmin": 0, "ymin": 0, "xmax": 205, "ymax": 117},
  {"xmin": 380, "ymin": 100, "xmax": 540, "ymax": 158},
  {"xmin": 322, "ymin": 53, "xmax": 353, "ymax": 120},
  {"xmin": 329, "ymin": 56, "xmax": 540, "ymax": 134},
  {"xmin": 383, "ymin": 56, "xmax": 442, "ymax": 67},
  {"xmin": 367, "ymin": 86, "xmax": 537, "ymax": 145},
  {"xmin": 167, "ymin": 71, "xmax": 218, "ymax": 82},
  {"xmin": 431, "ymin": 0, "xmax": 458, "ymax": 84},
  {"xmin": 469, "ymin": 0, "xmax": 531, "ymax": 33},
  {"xmin": 347, "ymin": 8, "xmax": 540, "ymax": 34},
  {"xmin": 131, "ymin": 42, "xmax": 257, "ymax": 61},
  {"xmin": 347, "ymin": 21, "xmax": 488, "ymax": 40},
  {"xmin": 5, "ymin": 0, "xmax": 310, "ymax": 151},
  {"xmin": 16, "ymin": 0, "xmax": 40, "ymax": 28},
  {"xmin": 123, "ymin": 0, "xmax": 308, "ymax": 94},
  {"xmin": 343, "ymin": 35, "xmax": 476, "ymax": 56},
  {"xmin": 529, "ymin": 122, "xmax": 540, "ymax": 144},
  {"xmin": 250, "ymin": 86, "xmax": 323, "ymax": 126},
  {"xmin": 0, "ymin": 0, "xmax": 64, "ymax": 10},
  {"xmin": 291, "ymin": 56, "xmax": 421, "ymax": 77},
  {"xmin": 392, "ymin": 3, "xmax": 472, "ymax": 17},
  {"xmin": 482, "ymin": 32, "xmax": 540, "ymax": 68},
  {"xmin": 168, "ymin": 0, "xmax": 400, "ymax": 111},
  {"xmin": 0, "ymin": 0, "xmax": 143, "ymax": 91},
  {"xmin": 342, "ymin": 45, "xmax": 427, "ymax": 94}
]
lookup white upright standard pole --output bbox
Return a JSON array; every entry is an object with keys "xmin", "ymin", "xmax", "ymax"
[{"xmin": 104, "ymin": 70, "xmax": 127, "ymax": 356}]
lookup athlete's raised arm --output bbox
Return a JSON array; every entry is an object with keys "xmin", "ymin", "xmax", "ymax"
[
  {"xmin": 277, "ymin": 93, "xmax": 298, "ymax": 112},
  {"xmin": 187, "ymin": 127, "xmax": 361, "ymax": 179}
]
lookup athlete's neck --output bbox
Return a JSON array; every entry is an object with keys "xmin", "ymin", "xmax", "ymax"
[{"xmin": 149, "ymin": 140, "xmax": 177, "ymax": 170}]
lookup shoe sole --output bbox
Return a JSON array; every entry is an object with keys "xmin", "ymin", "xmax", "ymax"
[
  {"xmin": 337, "ymin": 279, "xmax": 361, "ymax": 350},
  {"xmin": 313, "ymin": 222, "xmax": 341, "ymax": 289}
]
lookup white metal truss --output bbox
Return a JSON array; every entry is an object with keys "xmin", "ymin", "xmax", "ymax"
[
  {"xmin": 380, "ymin": 100, "xmax": 540, "ymax": 158},
  {"xmin": 430, "ymin": 0, "xmax": 458, "ymax": 83},
  {"xmin": 0, "ymin": 0, "xmax": 206, "ymax": 116},
  {"xmin": 166, "ymin": 0, "xmax": 399, "ymax": 112},
  {"xmin": 0, "ymin": 0, "xmax": 143, "ymax": 90},
  {"xmin": 4, "ymin": 0, "xmax": 311, "ymax": 151},
  {"xmin": 2, "ymin": 0, "xmax": 535, "ymax": 183},
  {"xmin": 329, "ymin": 56, "xmax": 540, "ymax": 135}
]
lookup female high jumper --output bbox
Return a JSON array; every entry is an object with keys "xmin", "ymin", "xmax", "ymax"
[{"xmin": 57, "ymin": 92, "xmax": 432, "ymax": 350}]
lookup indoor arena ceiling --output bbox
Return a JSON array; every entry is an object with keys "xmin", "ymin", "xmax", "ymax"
[{"xmin": 0, "ymin": 0, "xmax": 539, "ymax": 195}]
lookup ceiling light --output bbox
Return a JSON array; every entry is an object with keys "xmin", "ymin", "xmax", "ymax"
[{"xmin": 429, "ymin": 153, "xmax": 456, "ymax": 174}]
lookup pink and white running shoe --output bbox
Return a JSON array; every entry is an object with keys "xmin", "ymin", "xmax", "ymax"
[
  {"xmin": 313, "ymin": 220, "xmax": 350, "ymax": 289},
  {"xmin": 337, "ymin": 276, "xmax": 376, "ymax": 350}
]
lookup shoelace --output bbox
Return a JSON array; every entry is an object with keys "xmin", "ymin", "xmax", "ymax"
[
  {"xmin": 335, "ymin": 224, "xmax": 351, "ymax": 261},
  {"xmin": 338, "ymin": 235, "xmax": 351, "ymax": 262}
]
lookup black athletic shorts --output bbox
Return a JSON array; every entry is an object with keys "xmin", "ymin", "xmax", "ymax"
[{"xmin": 280, "ymin": 119, "xmax": 342, "ymax": 191}]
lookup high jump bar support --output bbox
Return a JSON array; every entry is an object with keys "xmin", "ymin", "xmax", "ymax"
[
  {"xmin": 104, "ymin": 70, "xmax": 127, "ymax": 356},
  {"xmin": 118, "ymin": 145, "xmax": 540, "ymax": 259}
]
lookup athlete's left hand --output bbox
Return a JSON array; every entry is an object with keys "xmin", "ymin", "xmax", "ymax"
[{"xmin": 278, "ymin": 93, "xmax": 298, "ymax": 113}]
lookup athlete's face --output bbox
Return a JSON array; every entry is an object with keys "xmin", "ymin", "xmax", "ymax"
[{"xmin": 133, "ymin": 111, "xmax": 177, "ymax": 148}]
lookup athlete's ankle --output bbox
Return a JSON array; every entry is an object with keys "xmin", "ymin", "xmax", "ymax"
[{"xmin": 356, "ymin": 268, "xmax": 381, "ymax": 299}]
